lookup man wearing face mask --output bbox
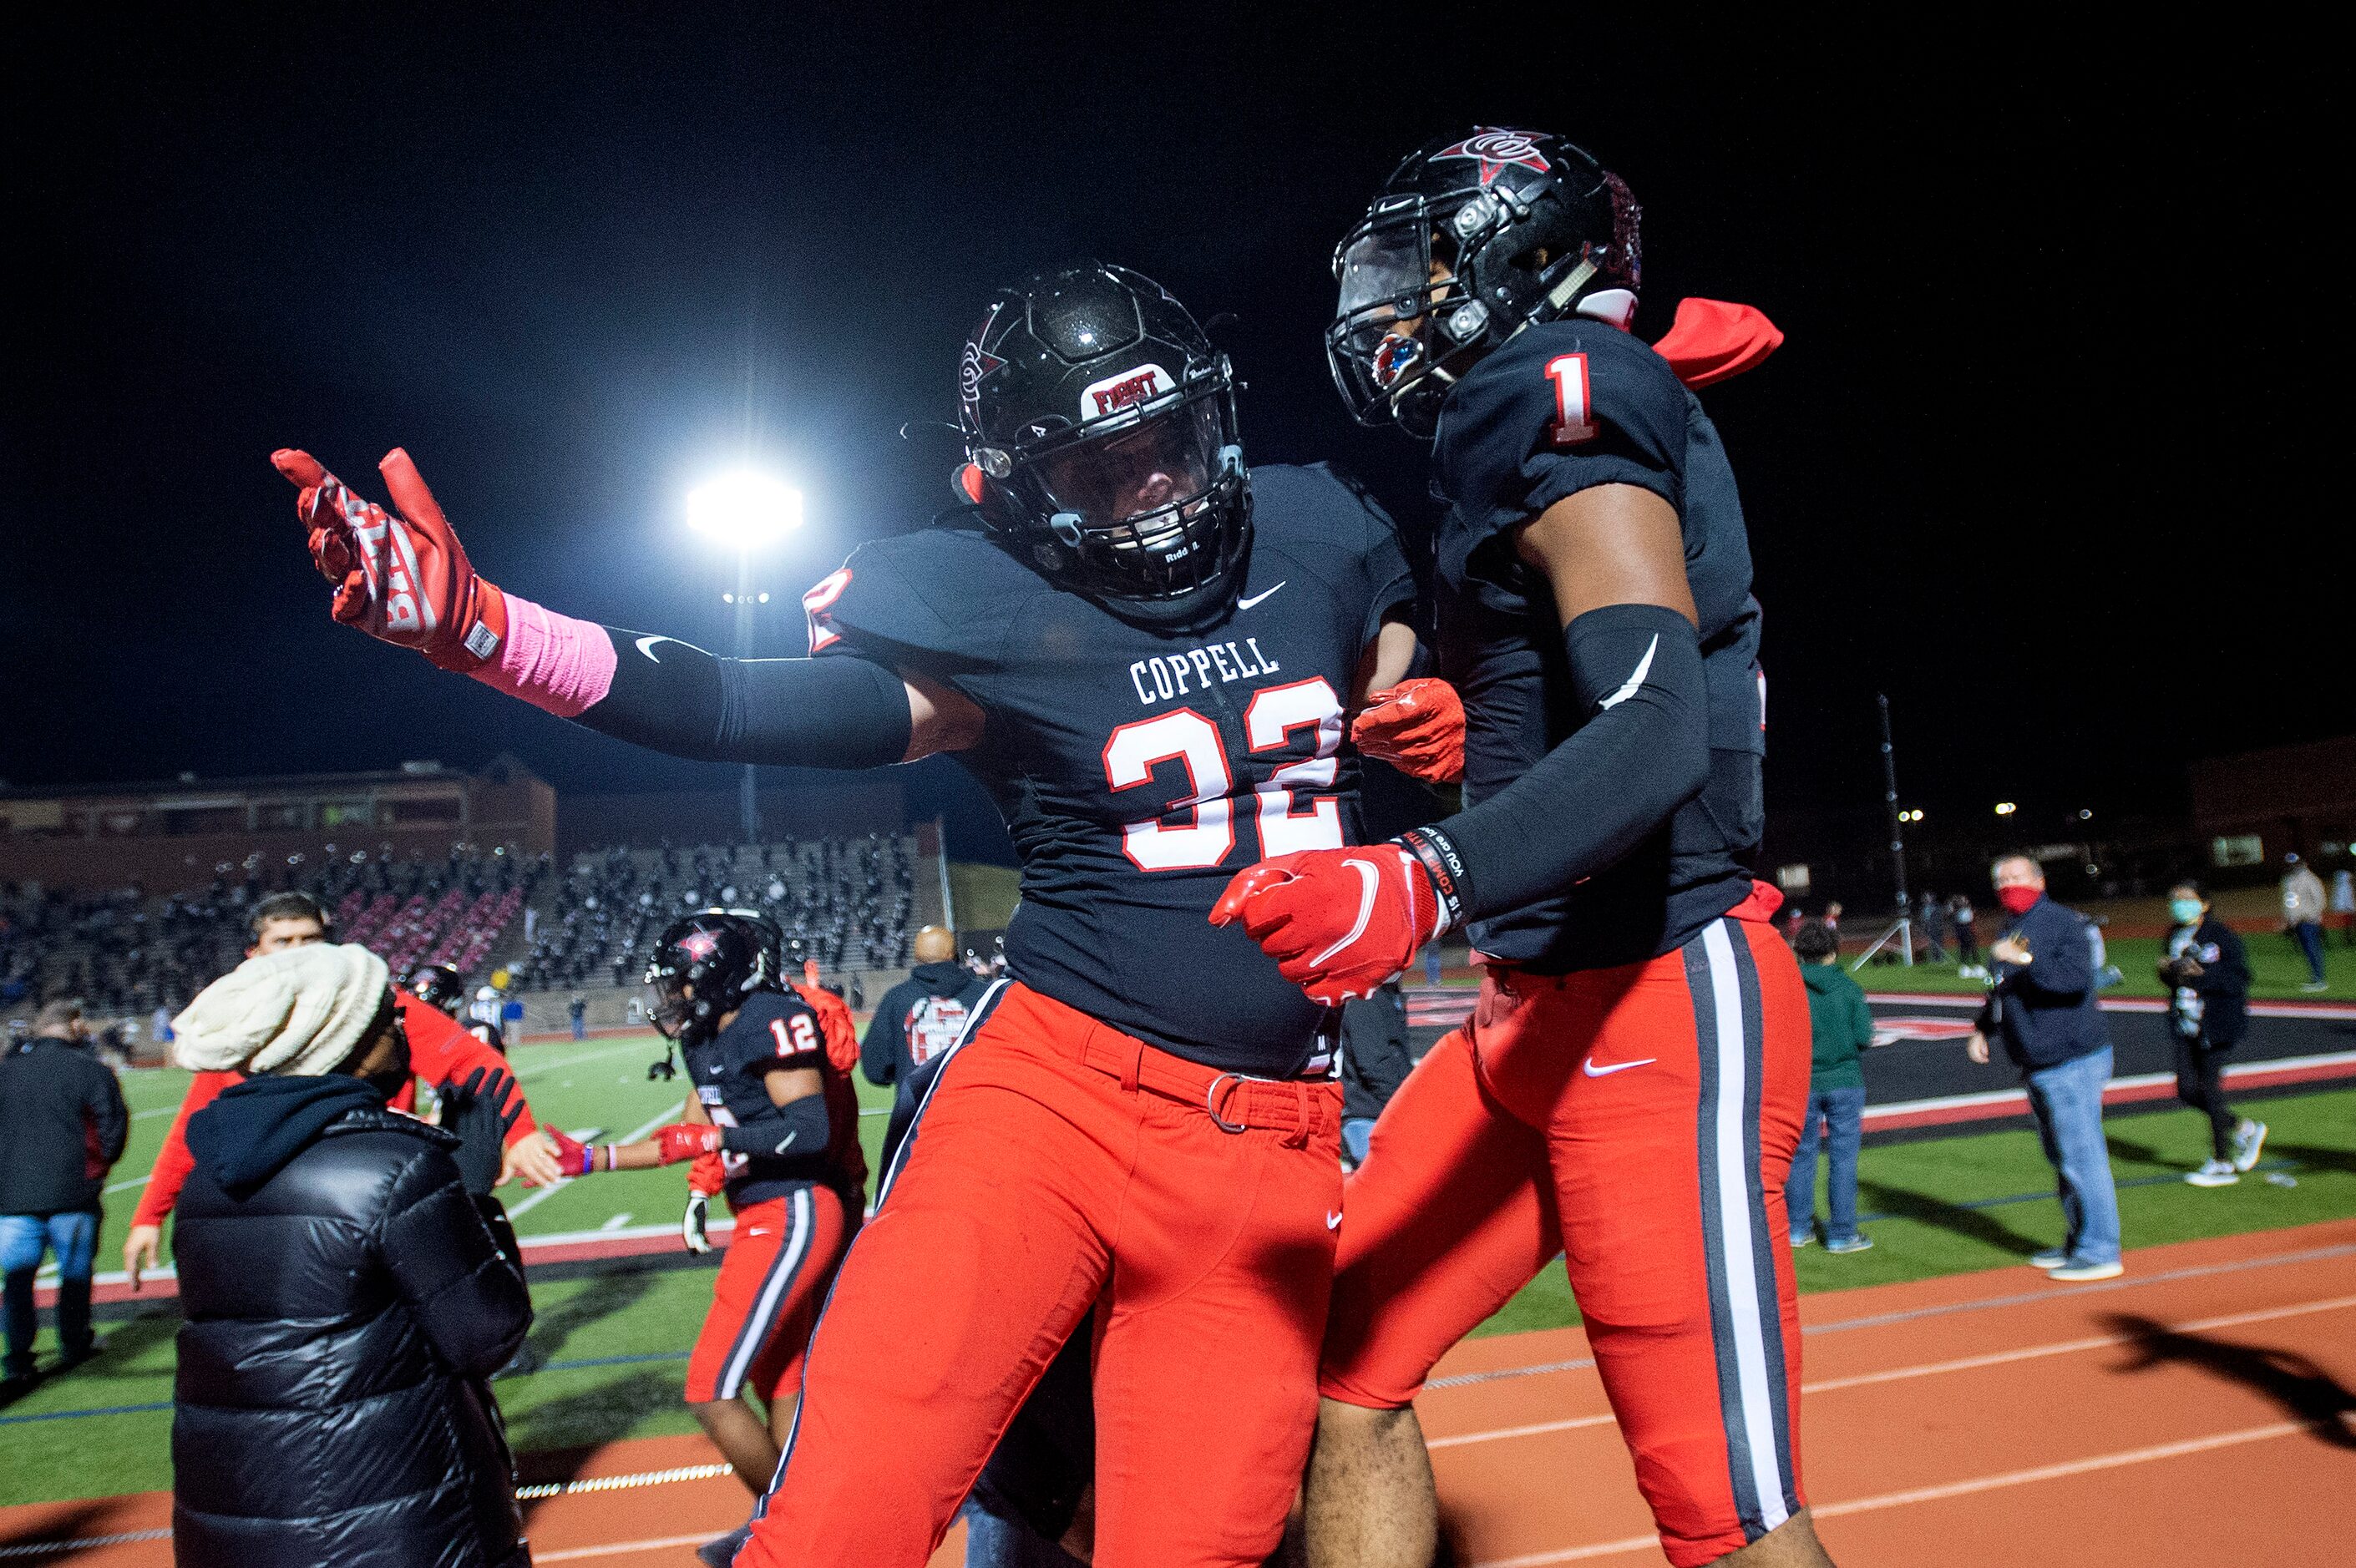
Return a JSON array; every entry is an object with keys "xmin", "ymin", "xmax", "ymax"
[
  {"xmin": 1965, "ymin": 855, "xmax": 2120, "ymax": 1280},
  {"xmin": 2158, "ymin": 882, "xmax": 2265, "ymax": 1187}
]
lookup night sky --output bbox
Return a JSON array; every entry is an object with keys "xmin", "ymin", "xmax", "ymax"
[{"xmin": 4, "ymin": 12, "xmax": 2343, "ymax": 865}]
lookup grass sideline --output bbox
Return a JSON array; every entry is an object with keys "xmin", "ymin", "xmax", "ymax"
[
  {"xmin": 6, "ymin": 1059, "xmax": 2351, "ymax": 1508},
  {"xmin": 1833, "ymin": 932, "xmax": 2356, "ymax": 1001}
]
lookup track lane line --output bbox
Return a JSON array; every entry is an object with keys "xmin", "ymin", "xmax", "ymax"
[
  {"xmin": 1469, "ymin": 1422, "xmax": 2330, "ymax": 1565},
  {"xmin": 1429, "ymin": 1293, "xmax": 2356, "ymax": 1448}
]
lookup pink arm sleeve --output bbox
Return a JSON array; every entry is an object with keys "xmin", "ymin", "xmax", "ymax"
[{"xmin": 469, "ymin": 592, "xmax": 617, "ymax": 718}]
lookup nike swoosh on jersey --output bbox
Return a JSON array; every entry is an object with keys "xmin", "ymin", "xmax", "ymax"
[
  {"xmin": 1597, "ymin": 634, "xmax": 1659, "ymax": 711},
  {"xmin": 768, "ymin": 1132, "xmax": 798, "ymax": 1154},
  {"xmin": 1582, "ymin": 1055, "xmax": 1657, "ymax": 1077},
  {"xmin": 1237, "ymin": 581, "xmax": 1287, "ymax": 610},
  {"xmin": 636, "ymin": 635, "xmax": 675, "ymax": 661}
]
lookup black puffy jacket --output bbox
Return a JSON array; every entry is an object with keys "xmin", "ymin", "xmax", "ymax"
[{"xmin": 171, "ymin": 1080, "xmax": 535, "ymax": 1568}]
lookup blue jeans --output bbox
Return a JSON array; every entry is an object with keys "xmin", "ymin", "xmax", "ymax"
[
  {"xmin": 2293, "ymin": 922, "xmax": 2327, "ymax": 983},
  {"xmin": 2, "ymin": 1211, "xmax": 99, "ymax": 1375},
  {"xmin": 1786, "ymin": 1085, "xmax": 1865, "ymax": 1243},
  {"xmin": 2025, "ymin": 1047, "xmax": 2121, "ymax": 1266},
  {"xmin": 1341, "ymin": 1117, "xmax": 1376, "ymax": 1166},
  {"xmin": 958, "ymin": 1490, "xmax": 1087, "ymax": 1568}
]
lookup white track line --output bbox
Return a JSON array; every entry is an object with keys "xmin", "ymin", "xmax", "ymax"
[
  {"xmin": 534, "ymin": 1532, "xmax": 721, "ymax": 1562},
  {"xmin": 1431, "ymin": 1294, "xmax": 2356, "ymax": 1449},
  {"xmin": 1471, "ymin": 1422, "xmax": 2327, "ymax": 1565}
]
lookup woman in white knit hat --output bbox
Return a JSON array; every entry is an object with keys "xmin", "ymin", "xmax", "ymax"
[{"xmin": 166, "ymin": 943, "xmax": 535, "ymax": 1568}]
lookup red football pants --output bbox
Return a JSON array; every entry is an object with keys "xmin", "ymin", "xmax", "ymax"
[
  {"xmin": 683, "ymin": 1186, "xmax": 852, "ymax": 1407},
  {"xmin": 1321, "ymin": 913, "xmax": 1811, "ymax": 1568},
  {"xmin": 738, "ymin": 982, "xmax": 1343, "ymax": 1568}
]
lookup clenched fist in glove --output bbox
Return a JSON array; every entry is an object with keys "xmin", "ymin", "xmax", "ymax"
[
  {"xmin": 272, "ymin": 448, "xmax": 508, "ymax": 671},
  {"xmin": 1211, "ymin": 844, "xmax": 1441, "ymax": 1004},
  {"xmin": 682, "ymin": 1151, "xmax": 724, "ymax": 1255},
  {"xmin": 1351, "ymin": 679, "xmax": 1465, "ymax": 785}
]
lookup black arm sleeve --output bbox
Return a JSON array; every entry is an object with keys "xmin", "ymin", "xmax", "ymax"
[
  {"xmin": 577, "ymin": 628, "xmax": 913, "ymax": 769},
  {"xmin": 1406, "ymin": 603, "xmax": 1707, "ymax": 925},
  {"xmin": 717, "ymin": 1090, "xmax": 832, "ymax": 1160},
  {"xmin": 379, "ymin": 1146, "xmax": 534, "ymax": 1378}
]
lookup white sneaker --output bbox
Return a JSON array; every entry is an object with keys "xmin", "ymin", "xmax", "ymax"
[
  {"xmin": 2185, "ymin": 1159, "xmax": 2239, "ymax": 1188},
  {"xmin": 2048, "ymin": 1259, "xmax": 2125, "ymax": 1282},
  {"xmin": 2029, "ymin": 1248, "xmax": 2070, "ymax": 1269},
  {"xmin": 2232, "ymin": 1120, "xmax": 2268, "ymax": 1172}
]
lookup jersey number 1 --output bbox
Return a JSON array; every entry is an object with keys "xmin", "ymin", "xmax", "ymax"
[
  {"xmin": 1102, "ymin": 677, "xmax": 1344, "ymax": 872},
  {"xmin": 1545, "ymin": 353, "xmax": 1597, "ymax": 445}
]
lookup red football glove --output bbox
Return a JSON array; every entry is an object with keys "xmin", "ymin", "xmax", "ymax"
[
  {"xmin": 1351, "ymin": 679, "xmax": 1466, "ymax": 784},
  {"xmin": 654, "ymin": 1123, "xmax": 724, "ymax": 1166},
  {"xmin": 545, "ymin": 1127, "xmax": 593, "ymax": 1180},
  {"xmin": 1210, "ymin": 845, "xmax": 1439, "ymax": 1004},
  {"xmin": 687, "ymin": 1151, "xmax": 727, "ymax": 1199},
  {"xmin": 271, "ymin": 447, "xmax": 509, "ymax": 671}
]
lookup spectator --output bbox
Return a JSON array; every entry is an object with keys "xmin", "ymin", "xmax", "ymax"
[
  {"xmin": 569, "ymin": 993, "xmax": 589, "ymax": 1040},
  {"xmin": 862, "ymin": 926, "xmax": 989, "ymax": 1090},
  {"xmin": 2282, "ymin": 852, "xmax": 2329, "ymax": 990},
  {"xmin": 1951, "ymin": 893, "xmax": 1982, "ymax": 977},
  {"xmin": 1966, "ymin": 855, "xmax": 2121, "ymax": 1280},
  {"xmin": 1788, "ymin": 923, "xmax": 1876, "ymax": 1252},
  {"xmin": 2333, "ymin": 865, "xmax": 2356, "ymax": 948},
  {"xmin": 1915, "ymin": 889, "xmax": 1946, "ymax": 964},
  {"xmin": 168, "ymin": 942, "xmax": 533, "ymax": 1568},
  {"xmin": 2160, "ymin": 882, "xmax": 2267, "ymax": 1187},
  {"xmin": 1822, "ymin": 901, "xmax": 1843, "ymax": 941},
  {"xmin": 1339, "ymin": 979, "xmax": 1414, "ymax": 1170},
  {"xmin": 1, "ymin": 1000, "xmax": 129, "ymax": 1382}
]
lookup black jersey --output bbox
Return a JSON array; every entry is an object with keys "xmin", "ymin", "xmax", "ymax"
[
  {"xmin": 1431, "ymin": 317, "xmax": 1765, "ymax": 973},
  {"xmin": 805, "ymin": 463, "xmax": 1415, "ymax": 1076},
  {"xmin": 683, "ymin": 989, "xmax": 867, "ymax": 1209}
]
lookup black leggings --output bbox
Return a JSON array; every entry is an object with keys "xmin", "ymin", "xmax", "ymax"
[{"xmin": 2172, "ymin": 1034, "xmax": 2237, "ymax": 1161}]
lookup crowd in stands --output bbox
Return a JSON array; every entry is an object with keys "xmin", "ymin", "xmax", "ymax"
[
  {"xmin": 2, "ymin": 832, "xmax": 920, "ymax": 1022},
  {"xmin": 520, "ymin": 834, "xmax": 917, "ymax": 989}
]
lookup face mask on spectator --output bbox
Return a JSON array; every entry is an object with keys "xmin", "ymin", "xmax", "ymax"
[
  {"xmin": 2170, "ymin": 897, "xmax": 2204, "ymax": 925},
  {"xmin": 1996, "ymin": 886, "xmax": 2040, "ymax": 916}
]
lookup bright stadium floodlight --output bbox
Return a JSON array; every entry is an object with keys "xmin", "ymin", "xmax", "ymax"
[
  {"xmin": 687, "ymin": 468, "xmax": 805, "ymax": 847},
  {"xmin": 686, "ymin": 470, "xmax": 804, "ymax": 549}
]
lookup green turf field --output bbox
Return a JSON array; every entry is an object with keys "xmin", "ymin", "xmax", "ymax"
[
  {"xmin": 6, "ymin": 1043, "xmax": 2352, "ymax": 1509},
  {"xmin": 1836, "ymin": 933, "xmax": 2356, "ymax": 1000}
]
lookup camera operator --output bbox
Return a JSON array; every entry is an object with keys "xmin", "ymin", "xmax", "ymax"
[{"xmin": 2160, "ymin": 881, "xmax": 2267, "ymax": 1186}]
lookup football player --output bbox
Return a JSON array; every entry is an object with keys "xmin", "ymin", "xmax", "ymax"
[
  {"xmin": 272, "ymin": 260, "xmax": 1417, "ymax": 1567},
  {"xmin": 580, "ymin": 913, "xmax": 865, "ymax": 1560},
  {"xmin": 122, "ymin": 893, "xmax": 565, "ymax": 1289},
  {"xmin": 1214, "ymin": 130, "xmax": 1829, "ymax": 1567}
]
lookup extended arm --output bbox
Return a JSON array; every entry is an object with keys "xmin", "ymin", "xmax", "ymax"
[
  {"xmin": 590, "ymin": 1065, "xmax": 828, "ymax": 1172},
  {"xmin": 271, "ymin": 447, "xmax": 983, "ymax": 766}
]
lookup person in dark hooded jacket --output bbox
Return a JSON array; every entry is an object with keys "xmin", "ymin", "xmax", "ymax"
[
  {"xmin": 168, "ymin": 942, "xmax": 534, "ymax": 1568},
  {"xmin": 860, "ymin": 924, "xmax": 991, "ymax": 1090}
]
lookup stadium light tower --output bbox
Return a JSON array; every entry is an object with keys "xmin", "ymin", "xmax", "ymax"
[{"xmin": 687, "ymin": 471, "xmax": 805, "ymax": 842}]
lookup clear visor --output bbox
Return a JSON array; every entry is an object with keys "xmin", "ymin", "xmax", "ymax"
[
  {"xmin": 1032, "ymin": 393, "xmax": 1224, "ymax": 531},
  {"xmin": 1335, "ymin": 219, "xmax": 1431, "ymax": 321},
  {"xmin": 647, "ymin": 976, "xmax": 692, "ymax": 1039}
]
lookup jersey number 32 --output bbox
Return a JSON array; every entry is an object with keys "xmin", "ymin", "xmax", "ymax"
[{"xmin": 1102, "ymin": 677, "xmax": 1343, "ymax": 872}]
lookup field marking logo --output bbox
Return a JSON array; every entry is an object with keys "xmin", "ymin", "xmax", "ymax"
[{"xmin": 1433, "ymin": 128, "xmax": 1551, "ymax": 186}]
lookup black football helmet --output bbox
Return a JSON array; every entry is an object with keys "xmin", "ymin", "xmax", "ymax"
[
  {"xmin": 955, "ymin": 261, "xmax": 1250, "ymax": 627},
  {"xmin": 1327, "ymin": 128, "xmax": 1641, "ymax": 438},
  {"xmin": 406, "ymin": 963, "xmax": 467, "ymax": 1017},
  {"xmin": 645, "ymin": 913, "xmax": 764, "ymax": 1048},
  {"xmin": 707, "ymin": 907, "xmax": 786, "ymax": 988}
]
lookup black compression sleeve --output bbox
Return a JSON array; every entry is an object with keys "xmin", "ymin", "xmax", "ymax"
[
  {"xmin": 1401, "ymin": 603, "xmax": 1706, "ymax": 927},
  {"xmin": 717, "ymin": 1092, "xmax": 833, "ymax": 1160},
  {"xmin": 577, "ymin": 629, "xmax": 913, "ymax": 769}
]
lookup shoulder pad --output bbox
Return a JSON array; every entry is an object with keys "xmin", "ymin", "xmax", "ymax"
[
  {"xmin": 728, "ymin": 989, "xmax": 824, "ymax": 1065},
  {"xmin": 1434, "ymin": 321, "xmax": 1690, "ymax": 569},
  {"xmin": 802, "ymin": 527, "xmax": 1051, "ymax": 672}
]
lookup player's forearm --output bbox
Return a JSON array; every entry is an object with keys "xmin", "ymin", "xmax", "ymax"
[
  {"xmin": 1401, "ymin": 604, "xmax": 1706, "ymax": 926},
  {"xmin": 468, "ymin": 590, "xmax": 913, "ymax": 768}
]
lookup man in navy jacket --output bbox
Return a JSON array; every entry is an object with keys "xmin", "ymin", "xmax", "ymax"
[{"xmin": 1967, "ymin": 856, "xmax": 2122, "ymax": 1279}]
